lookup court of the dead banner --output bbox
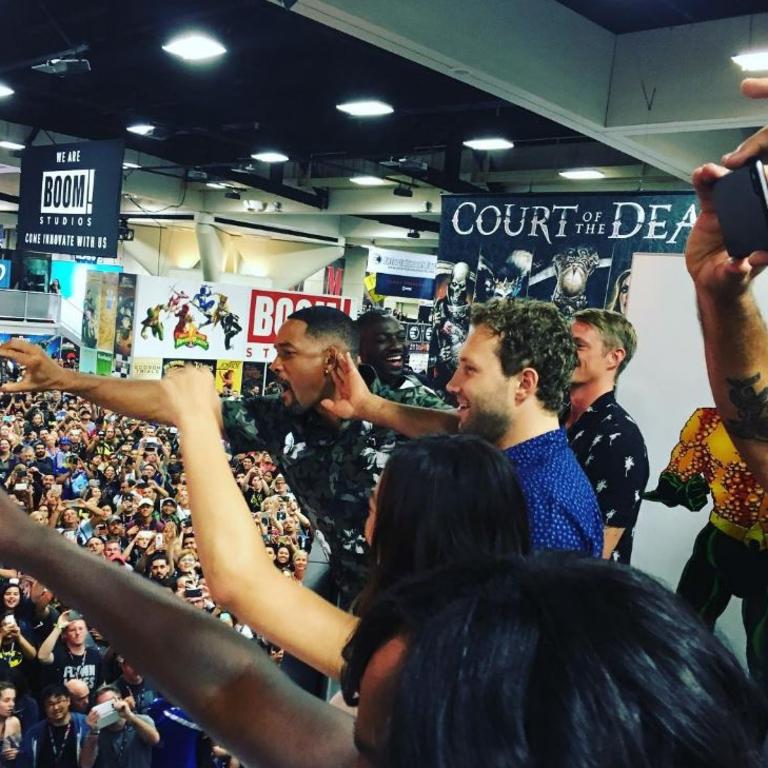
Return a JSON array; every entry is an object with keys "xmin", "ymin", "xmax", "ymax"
[{"xmin": 430, "ymin": 192, "xmax": 697, "ymax": 388}]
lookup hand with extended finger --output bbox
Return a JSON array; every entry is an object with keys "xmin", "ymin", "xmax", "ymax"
[
  {"xmin": 0, "ymin": 339, "xmax": 69, "ymax": 394},
  {"xmin": 320, "ymin": 352, "xmax": 377, "ymax": 421}
]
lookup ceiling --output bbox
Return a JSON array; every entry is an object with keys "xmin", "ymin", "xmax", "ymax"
[
  {"xmin": 556, "ymin": 0, "xmax": 768, "ymax": 34},
  {"xmin": 0, "ymin": 0, "xmax": 764, "ymax": 247}
]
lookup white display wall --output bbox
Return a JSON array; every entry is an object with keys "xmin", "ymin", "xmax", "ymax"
[{"xmin": 622, "ymin": 252, "xmax": 768, "ymax": 666}]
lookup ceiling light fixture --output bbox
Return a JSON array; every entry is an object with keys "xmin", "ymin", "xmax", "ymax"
[
  {"xmin": 350, "ymin": 175, "xmax": 390, "ymax": 186},
  {"xmin": 393, "ymin": 183, "xmax": 414, "ymax": 198},
  {"xmin": 122, "ymin": 161, "xmax": 141, "ymax": 170},
  {"xmin": 0, "ymin": 84, "xmax": 14, "ymax": 98},
  {"xmin": 162, "ymin": 33, "xmax": 227, "ymax": 61},
  {"xmin": 559, "ymin": 169, "xmax": 606, "ymax": 180},
  {"xmin": 336, "ymin": 100, "xmax": 394, "ymax": 117},
  {"xmin": 732, "ymin": 51, "xmax": 768, "ymax": 72},
  {"xmin": 251, "ymin": 151, "xmax": 289, "ymax": 163},
  {"xmin": 0, "ymin": 141, "xmax": 25, "ymax": 151},
  {"xmin": 127, "ymin": 123, "xmax": 155, "ymax": 136},
  {"xmin": 462, "ymin": 137, "xmax": 514, "ymax": 151},
  {"xmin": 206, "ymin": 182, "xmax": 227, "ymax": 189},
  {"xmin": 407, "ymin": 229, "xmax": 421, "ymax": 239}
]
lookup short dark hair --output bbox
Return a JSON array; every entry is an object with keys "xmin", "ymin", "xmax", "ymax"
[
  {"xmin": 355, "ymin": 310, "xmax": 396, "ymax": 331},
  {"xmin": 471, "ymin": 299, "xmax": 576, "ymax": 412},
  {"xmin": 288, "ymin": 306, "xmax": 359, "ymax": 355},
  {"xmin": 0, "ymin": 680, "xmax": 15, "ymax": 693},
  {"xmin": 354, "ymin": 434, "xmax": 529, "ymax": 617},
  {"xmin": 342, "ymin": 555, "xmax": 768, "ymax": 767},
  {"xmin": 41, "ymin": 683, "xmax": 71, "ymax": 703}
]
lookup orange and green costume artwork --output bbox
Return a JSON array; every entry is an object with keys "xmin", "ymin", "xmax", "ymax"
[{"xmin": 645, "ymin": 407, "xmax": 768, "ymax": 688}]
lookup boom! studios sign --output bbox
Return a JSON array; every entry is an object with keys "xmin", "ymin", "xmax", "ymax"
[{"xmin": 17, "ymin": 139, "xmax": 124, "ymax": 258}]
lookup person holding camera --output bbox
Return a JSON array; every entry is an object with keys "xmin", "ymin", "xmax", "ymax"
[
  {"xmin": 687, "ymin": 77, "xmax": 768, "ymax": 489},
  {"xmin": 37, "ymin": 612, "xmax": 103, "ymax": 695},
  {"xmin": 80, "ymin": 686, "xmax": 158, "ymax": 768},
  {"xmin": 0, "ymin": 680, "xmax": 21, "ymax": 767}
]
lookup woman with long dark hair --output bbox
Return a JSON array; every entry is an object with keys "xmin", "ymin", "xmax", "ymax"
[{"xmin": 169, "ymin": 367, "xmax": 530, "ymax": 679}]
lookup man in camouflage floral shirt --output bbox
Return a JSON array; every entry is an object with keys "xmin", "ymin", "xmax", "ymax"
[{"xmin": 224, "ymin": 306, "xmax": 448, "ymax": 601}]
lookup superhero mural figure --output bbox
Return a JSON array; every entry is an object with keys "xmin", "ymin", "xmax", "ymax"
[
  {"xmin": 551, "ymin": 246, "xmax": 600, "ymax": 315},
  {"xmin": 212, "ymin": 294, "xmax": 242, "ymax": 351},
  {"xmin": 475, "ymin": 250, "xmax": 532, "ymax": 302},
  {"xmin": 140, "ymin": 305, "xmax": 166, "ymax": 341},
  {"xmin": 644, "ymin": 407, "xmax": 768, "ymax": 689},
  {"xmin": 429, "ymin": 262, "xmax": 471, "ymax": 391}
]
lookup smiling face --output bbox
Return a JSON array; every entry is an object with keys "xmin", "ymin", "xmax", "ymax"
[
  {"xmin": 447, "ymin": 325, "xmax": 516, "ymax": 447},
  {"xmin": 359, "ymin": 316, "xmax": 407, "ymax": 386},
  {"xmin": 269, "ymin": 320, "xmax": 335, "ymax": 414},
  {"xmin": 3, "ymin": 586, "xmax": 20, "ymax": 610}
]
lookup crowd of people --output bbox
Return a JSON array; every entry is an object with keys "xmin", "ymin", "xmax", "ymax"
[
  {"xmin": 0, "ymin": 76, "xmax": 767, "ymax": 768},
  {"xmin": 0, "ymin": 383, "xmax": 316, "ymax": 766}
]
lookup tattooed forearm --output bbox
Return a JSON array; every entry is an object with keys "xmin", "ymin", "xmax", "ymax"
[{"xmin": 726, "ymin": 374, "xmax": 768, "ymax": 442}]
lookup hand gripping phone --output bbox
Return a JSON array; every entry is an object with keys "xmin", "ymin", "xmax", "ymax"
[{"xmin": 712, "ymin": 159, "xmax": 768, "ymax": 259}]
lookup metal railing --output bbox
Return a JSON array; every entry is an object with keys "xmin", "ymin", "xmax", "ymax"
[
  {"xmin": 0, "ymin": 289, "xmax": 83, "ymax": 343},
  {"xmin": 0, "ymin": 288, "xmax": 61, "ymax": 322}
]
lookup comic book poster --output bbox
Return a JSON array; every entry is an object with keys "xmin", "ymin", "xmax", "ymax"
[
  {"xmin": 215, "ymin": 359, "xmax": 243, "ymax": 396},
  {"xmin": 432, "ymin": 192, "xmax": 698, "ymax": 386},
  {"xmin": 133, "ymin": 277, "xmax": 250, "ymax": 361},
  {"xmin": 241, "ymin": 362, "xmax": 267, "ymax": 398},
  {"xmin": 96, "ymin": 272, "xmax": 119, "ymax": 353},
  {"xmin": 112, "ymin": 273, "xmax": 137, "ymax": 377}
]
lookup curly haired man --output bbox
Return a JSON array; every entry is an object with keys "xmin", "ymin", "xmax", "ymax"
[{"xmin": 325, "ymin": 298, "xmax": 603, "ymax": 557}]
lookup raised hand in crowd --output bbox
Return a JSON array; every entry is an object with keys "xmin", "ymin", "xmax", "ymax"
[{"xmin": 688, "ymin": 76, "xmax": 768, "ymax": 488}]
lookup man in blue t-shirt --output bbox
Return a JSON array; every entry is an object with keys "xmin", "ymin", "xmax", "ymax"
[{"xmin": 325, "ymin": 298, "xmax": 603, "ymax": 557}]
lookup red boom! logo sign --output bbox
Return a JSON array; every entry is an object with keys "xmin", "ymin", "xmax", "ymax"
[{"xmin": 247, "ymin": 290, "xmax": 353, "ymax": 344}]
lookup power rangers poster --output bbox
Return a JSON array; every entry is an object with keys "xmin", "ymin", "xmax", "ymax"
[
  {"xmin": 132, "ymin": 277, "xmax": 250, "ymax": 361},
  {"xmin": 433, "ymin": 192, "xmax": 698, "ymax": 387}
]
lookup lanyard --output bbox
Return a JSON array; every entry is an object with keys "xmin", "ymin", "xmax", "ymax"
[{"xmin": 47, "ymin": 721, "xmax": 72, "ymax": 765}]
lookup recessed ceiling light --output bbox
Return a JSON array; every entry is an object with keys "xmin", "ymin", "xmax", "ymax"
[
  {"xmin": 0, "ymin": 141, "xmax": 24, "ymax": 151},
  {"xmin": 127, "ymin": 123, "xmax": 155, "ymax": 136},
  {"xmin": 337, "ymin": 100, "xmax": 394, "ymax": 117},
  {"xmin": 251, "ymin": 151, "xmax": 289, "ymax": 163},
  {"xmin": 350, "ymin": 175, "xmax": 390, "ymax": 186},
  {"xmin": 462, "ymin": 137, "xmax": 514, "ymax": 151},
  {"xmin": 559, "ymin": 169, "xmax": 606, "ymax": 180},
  {"xmin": 122, "ymin": 162, "xmax": 141, "ymax": 170},
  {"xmin": 206, "ymin": 182, "xmax": 227, "ymax": 189},
  {"xmin": 732, "ymin": 51, "xmax": 768, "ymax": 72},
  {"xmin": 162, "ymin": 33, "xmax": 227, "ymax": 61},
  {"xmin": 0, "ymin": 84, "xmax": 14, "ymax": 98}
]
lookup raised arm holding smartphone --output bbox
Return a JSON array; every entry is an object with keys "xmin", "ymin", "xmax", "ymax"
[{"xmin": 688, "ymin": 77, "xmax": 768, "ymax": 488}]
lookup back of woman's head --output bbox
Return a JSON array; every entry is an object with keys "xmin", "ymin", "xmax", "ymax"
[
  {"xmin": 343, "ymin": 554, "xmax": 768, "ymax": 768},
  {"xmin": 357, "ymin": 434, "xmax": 529, "ymax": 615}
]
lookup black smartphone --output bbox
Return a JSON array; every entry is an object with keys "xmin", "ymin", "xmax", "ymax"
[{"xmin": 712, "ymin": 159, "xmax": 768, "ymax": 259}]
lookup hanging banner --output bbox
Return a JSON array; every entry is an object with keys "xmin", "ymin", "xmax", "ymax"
[
  {"xmin": 113, "ymin": 273, "xmax": 137, "ymax": 378},
  {"xmin": 96, "ymin": 272, "xmax": 119, "ymax": 352},
  {"xmin": 246, "ymin": 289, "xmax": 354, "ymax": 361},
  {"xmin": 366, "ymin": 247, "xmax": 436, "ymax": 300},
  {"xmin": 0, "ymin": 259, "xmax": 10, "ymax": 288},
  {"xmin": 132, "ymin": 277, "xmax": 250, "ymax": 361},
  {"xmin": 17, "ymin": 139, "xmax": 124, "ymax": 258},
  {"xmin": 432, "ymin": 192, "xmax": 698, "ymax": 388}
]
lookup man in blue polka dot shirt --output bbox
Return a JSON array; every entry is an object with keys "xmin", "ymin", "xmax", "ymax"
[{"xmin": 326, "ymin": 299, "xmax": 603, "ymax": 557}]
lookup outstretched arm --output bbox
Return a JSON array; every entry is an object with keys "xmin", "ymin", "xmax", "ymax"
[
  {"xmin": 163, "ymin": 368, "xmax": 356, "ymax": 679},
  {"xmin": 321, "ymin": 352, "xmax": 459, "ymax": 438},
  {"xmin": 0, "ymin": 491, "xmax": 356, "ymax": 768},
  {"xmin": 0, "ymin": 339, "xmax": 222, "ymax": 429}
]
